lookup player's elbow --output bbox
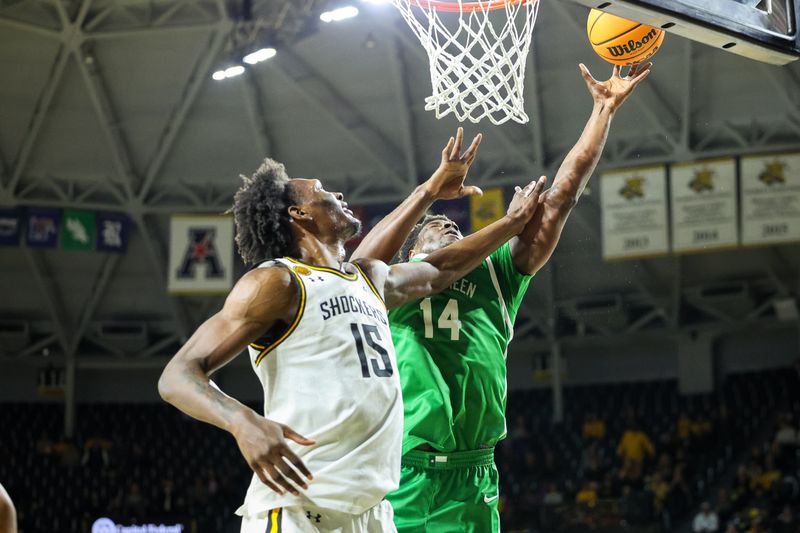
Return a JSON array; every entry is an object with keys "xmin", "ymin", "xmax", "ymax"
[{"xmin": 157, "ymin": 363, "xmax": 178, "ymax": 404}]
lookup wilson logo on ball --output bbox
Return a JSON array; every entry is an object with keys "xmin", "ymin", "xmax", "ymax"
[{"xmin": 606, "ymin": 28, "xmax": 660, "ymax": 57}]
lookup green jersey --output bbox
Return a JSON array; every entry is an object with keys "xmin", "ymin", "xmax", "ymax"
[{"xmin": 389, "ymin": 242, "xmax": 532, "ymax": 454}]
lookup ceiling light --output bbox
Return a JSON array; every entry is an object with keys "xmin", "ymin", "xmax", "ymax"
[
  {"xmin": 224, "ymin": 65, "xmax": 245, "ymax": 78},
  {"xmin": 320, "ymin": 6, "xmax": 359, "ymax": 23},
  {"xmin": 244, "ymin": 48, "xmax": 277, "ymax": 65},
  {"xmin": 212, "ymin": 70, "xmax": 227, "ymax": 81}
]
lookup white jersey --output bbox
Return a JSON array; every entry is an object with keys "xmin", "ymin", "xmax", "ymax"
[{"xmin": 236, "ymin": 257, "xmax": 403, "ymax": 517}]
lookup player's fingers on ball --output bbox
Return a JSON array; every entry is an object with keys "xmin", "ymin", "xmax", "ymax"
[
  {"xmin": 632, "ymin": 67, "xmax": 652, "ymax": 84},
  {"xmin": 612, "ymin": 64, "xmax": 621, "ymax": 78},
  {"xmin": 276, "ymin": 457, "xmax": 308, "ymax": 489}
]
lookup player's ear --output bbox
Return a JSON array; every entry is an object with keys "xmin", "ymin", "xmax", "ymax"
[
  {"xmin": 288, "ymin": 205, "xmax": 312, "ymax": 222},
  {"xmin": 407, "ymin": 249, "xmax": 416, "ymax": 259}
]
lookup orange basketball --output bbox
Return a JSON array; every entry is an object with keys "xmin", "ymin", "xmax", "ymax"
[{"xmin": 587, "ymin": 9, "xmax": 665, "ymax": 66}]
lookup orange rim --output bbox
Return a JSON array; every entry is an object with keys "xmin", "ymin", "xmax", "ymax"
[{"xmin": 408, "ymin": 0, "xmax": 531, "ymax": 13}]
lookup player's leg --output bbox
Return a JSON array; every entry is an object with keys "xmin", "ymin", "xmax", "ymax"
[
  {"xmin": 386, "ymin": 461, "xmax": 437, "ymax": 533},
  {"xmin": 360, "ymin": 499, "xmax": 397, "ymax": 533}
]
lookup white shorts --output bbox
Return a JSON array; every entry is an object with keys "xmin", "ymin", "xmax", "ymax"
[{"xmin": 240, "ymin": 500, "xmax": 397, "ymax": 533}]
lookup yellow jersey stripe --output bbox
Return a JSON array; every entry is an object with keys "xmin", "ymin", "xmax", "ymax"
[
  {"xmin": 353, "ymin": 263, "xmax": 385, "ymax": 307},
  {"xmin": 268, "ymin": 507, "xmax": 281, "ymax": 532},
  {"xmin": 255, "ymin": 270, "xmax": 306, "ymax": 366},
  {"xmin": 284, "ymin": 257, "xmax": 358, "ymax": 281}
]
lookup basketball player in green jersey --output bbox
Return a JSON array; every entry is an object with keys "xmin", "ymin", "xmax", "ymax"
[{"xmin": 350, "ymin": 61, "xmax": 653, "ymax": 533}]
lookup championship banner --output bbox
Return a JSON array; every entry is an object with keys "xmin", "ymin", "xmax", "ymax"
[
  {"xmin": 601, "ymin": 166, "xmax": 669, "ymax": 260},
  {"xmin": 25, "ymin": 207, "xmax": 60, "ymax": 248},
  {"xmin": 168, "ymin": 215, "xmax": 234, "ymax": 294},
  {"xmin": 670, "ymin": 158, "xmax": 738, "ymax": 253},
  {"xmin": 61, "ymin": 209, "xmax": 96, "ymax": 251},
  {"xmin": 470, "ymin": 187, "xmax": 504, "ymax": 231},
  {"xmin": 0, "ymin": 208, "xmax": 21, "ymax": 246},
  {"xmin": 740, "ymin": 153, "xmax": 800, "ymax": 246},
  {"xmin": 96, "ymin": 212, "xmax": 130, "ymax": 253}
]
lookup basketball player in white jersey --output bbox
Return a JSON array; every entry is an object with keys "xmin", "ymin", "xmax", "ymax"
[{"xmin": 157, "ymin": 146, "xmax": 547, "ymax": 532}]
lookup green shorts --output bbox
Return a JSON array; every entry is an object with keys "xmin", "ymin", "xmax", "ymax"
[{"xmin": 386, "ymin": 448, "xmax": 500, "ymax": 533}]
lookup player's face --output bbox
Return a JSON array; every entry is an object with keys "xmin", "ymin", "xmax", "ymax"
[
  {"xmin": 290, "ymin": 179, "xmax": 362, "ymax": 240},
  {"xmin": 413, "ymin": 218, "xmax": 463, "ymax": 255}
]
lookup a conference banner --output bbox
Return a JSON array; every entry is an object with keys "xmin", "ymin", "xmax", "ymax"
[
  {"xmin": 670, "ymin": 158, "xmax": 738, "ymax": 253},
  {"xmin": 0, "ymin": 208, "xmax": 21, "ymax": 246},
  {"xmin": 167, "ymin": 215, "xmax": 234, "ymax": 294},
  {"xmin": 96, "ymin": 212, "xmax": 130, "ymax": 253},
  {"xmin": 25, "ymin": 207, "xmax": 60, "ymax": 248},
  {"xmin": 740, "ymin": 153, "xmax": 800, "ymax": 246},
  {"xmin": 61, "ymin": 209, "xmax": 96, "ymax": 251},
  {"xmin": 601, "ymin": 165, "xmax": 669, "ymax": 260}
]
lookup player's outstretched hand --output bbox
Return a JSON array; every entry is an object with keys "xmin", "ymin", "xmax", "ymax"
[
  {"xmin": 579, "ymin": 61, "xmax": 652, "ymax": 111},
  {"xmin": 232, "ymin": 411, "xmax": 315, "ymax": 496},
  {"xmin": 423, "ymin": 126, "xmax": 483, "ymax": 201},
  {"xmin": 506, "ymin": 176, "xmax": 547, "ymax": 228}
]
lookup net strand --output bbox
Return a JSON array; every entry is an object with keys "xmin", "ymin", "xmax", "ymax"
[{"xmin": 390, "ymin": 0, "xmax": 540, "ymax": 125}]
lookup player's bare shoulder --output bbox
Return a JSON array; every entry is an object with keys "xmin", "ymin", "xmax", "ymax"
[{"xmin": 225, "ymin": 263, "xmax": 299, "ymax": 324}]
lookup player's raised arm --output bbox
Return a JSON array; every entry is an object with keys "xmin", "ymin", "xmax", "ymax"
[
  {"xmin": 510, "ymin": 62, "xmax": 652, "ymax": 275},
  {"xmin": 158, "ymin": 267, "xmax": 315, "ymax": 497},
  {"xmin": 369, "ymin": 177, "xmax": 546, "ymax": 309},
  {"xmin": 350, "ymin": 127, "xmax": 483, "ymax": 263}
]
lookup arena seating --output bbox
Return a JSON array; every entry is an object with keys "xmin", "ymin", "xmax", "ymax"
[{"xmin": 2, "ymin": 365, "xmax": 798, "ymax": 532}]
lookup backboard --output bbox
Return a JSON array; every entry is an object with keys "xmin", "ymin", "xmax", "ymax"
[{"xmin": 570, "ymin": 0, "xmax": 800, "ymax": 64}]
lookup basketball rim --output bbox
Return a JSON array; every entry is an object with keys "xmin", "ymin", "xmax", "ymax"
[{"xmin": 406, "ymin": 0, "xmax": 533, "ymax": 13}]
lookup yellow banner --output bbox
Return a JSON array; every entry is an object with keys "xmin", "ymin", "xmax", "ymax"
[{"xmin": 470, "ymin": 188, "xmax": 504, "ymax": 231}]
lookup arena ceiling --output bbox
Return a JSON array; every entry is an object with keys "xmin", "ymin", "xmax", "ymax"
[{"xmin": 1, "ymin": 0, "xmax": 800, "ymax": 365}]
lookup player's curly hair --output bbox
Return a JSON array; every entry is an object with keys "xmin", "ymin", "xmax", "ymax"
[
  {"xmin": 396, "ymin": 214, "xmax": 451, "ymax": 263},
  {"xmin": 231, "ymin": 158, "xmax": 299, "ymax": 266}
]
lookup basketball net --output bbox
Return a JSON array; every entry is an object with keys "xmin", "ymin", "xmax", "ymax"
[{"xmin": 388, "ymin": 0, "xmax": 540, "ymax": 125}]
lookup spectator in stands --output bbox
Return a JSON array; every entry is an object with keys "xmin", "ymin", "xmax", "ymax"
[
  {"xmin": 580, "ymin": 441, "xmax": 604, "ymax": 482},
  {"xmin": 731, "ymin": 464, "xmax": 752, "ymax": 507},
  {"xmin": 773, "ymin": 414, "xmax": 798, "ymax": 471},
  {"xmin": 677, "ymin": 413, "xmax": 692, "ymax": 447},
  {"xmin": 692, "ymin": 501, "xmax": 719, "ymax": 532},
  {"xmin": 773, "ymin": 504, "xmax": 795, "ymax": 533},
  {"xmin": 715, "ymin": 488, "xmax": 733, "ymax": 526},
  {"xmin": 582, "ymin": 412, "xmax": 606, "ymax": 441},
  {"xmin": 122, "ymin": 482, "xmax": 148, "ymax": 519},
  {"xmin": 542, "ymin": 483, "xmax": 563, "ymax": 506},
  {"xmin": 0, "ymin": 483, "xmax": 17, "ymax": 533},
  {"xmin": 648, "ymin": 472, "xmax": 670, "ymax": 516},
  {"xmin": 691, "ymin": 415, "xmax": 713, "ymax": 453},
  {"xmin": 617, "ymin": 421, "xmax": 655, "ymax": 482},
  {"xmin": 50, "ymin": 435, "xmax": 80, "ymax": 468},
  {"xmin": 81, "ymin": 435, "xmax": 112, "ymax": 470},
  {"xmin": 751, "ymin": 453, "xmax": 781, "ymax": 492},
  {"xmin": 575, "ymin": 481, "xmax": 598, "ymax": 508},
  {"xmin": 664, "ymin": 464, "xmax": 692, "ymax": 525}
]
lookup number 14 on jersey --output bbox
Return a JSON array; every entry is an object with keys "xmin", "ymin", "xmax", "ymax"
[{"xmin": 420, "ymin": 298, "xmax": 461, "ymax": 341}]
